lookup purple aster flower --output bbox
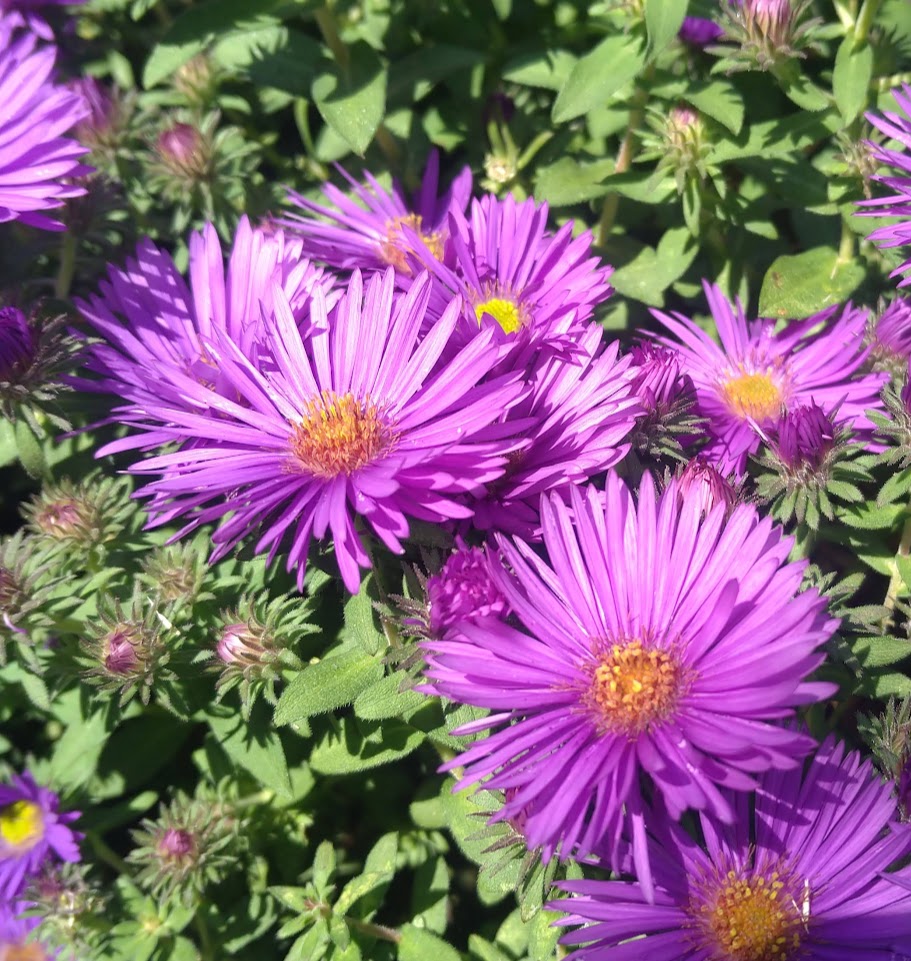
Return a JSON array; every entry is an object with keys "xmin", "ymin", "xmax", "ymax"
[
  {"xmin": 0, "ymin": 771, "xmax": 80, "ymax": 900},
  {"xmin": 426, "ymin": 541, "xmax": 509, "ymax": 637},
  {"xmin": 0, "ymin": 306, "xmax": 34, "ymax": 380},
  {"xmin": 423, "ymin": 476, "xmax": 837, "ymax": 893},
  {"xmin": 412, "ymin": 194, "xmax": 613, "ymax": 355},
  {"xmin": 0, "ymin": 0, "xmax": 82, "ymax": 40},
  {"xmin": 857, "ymin": 85, "xmax": 911, "ymax": 287},
  {"xmin": 556, "ymin": 737, "xmax": 911, "ymax": 960},
  {"xmin": 281, "ymin": 150, "xmax": 472, "ymax": 274},
  {"xmin": 653, "ymin": 281, "xmax": 886, "ymax": 475},
  {"xmin": 75, "ymin": 216, "xmax": 332, "ymax": 436},
  {"xmin": 872, "ymin": 296, "xmax": 911, "ymax": 361},
  {"xmin": 104, "ymin": 270, "xmax": 529, "ymax": 593},
  {"xmin": 0, "ymin": 900, "xmax": 53, "ymax": 961},
  {"xmin": 467, "ymin": 325, "xmax": 639, "ymax": 536},
  {"xmin": 679, "ymin": 15, "xmax": 724, "ymax": 45},
  {"xmin": 0, "ymin": 16, "xmax": 92, "ymax": 230},
  {"xmin": 772, "ymin": 402, "xmax": 837, "ymax": 472}
]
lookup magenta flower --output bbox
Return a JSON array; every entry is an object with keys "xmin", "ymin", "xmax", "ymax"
[
  {"xmin": 0, "ymin": 771, "xmax": 80, "ymax": 899},
  {"xmin": 467, "ymin": 325, "xmax": 639, "ymax": 536},
  {"xmin": 105, "ymin": 270, "xmax": 528, "ymax": 592},
  {"xmin": 872, "ymin": 296, "xmax": 911, "ymax": 360},
  {"xmin": 412, "ymin": 194, "xmax": 613, "ymax": 356},
  {"xmin": 653, "ymin": 281, "xmax": 886, "ymax": 475},
  {"xmin": 423, "ymin": 476, "xmax": 837, "ymax": 892},
  {"xmin": 772, "ymin": 402, "xmax": 838, "ymax": 472},
  {"xmin": 0, "ymin": 306, "xmax": 34, "ymax": 380},
  {"xmin": 426, "ymin": 541, "xmax": 508, "ymax": 637},
  {"xmin": 281, "ymin": 150, "xmax": 472, "ymax": 274},
  {"xmin": 556, "ymin": 738, "xmax": 911, "ymax": 960},
  {"xmin": 0, "ymin": 16, "xmax": 92, "ymax": 230},
  {"xmin": 679, "ymin": 15, "xmax": 724, "ymax": 45},
  {"xmin": 858, "ymin": 85, "xmax": 911, "ymax": 287},
  {"xmin": 0, "ymin": 0, "xmax": 82, "ymax": 40},
  {"xmin": 76, "ymin": 216, "xmax": 332, "ymax": 441}
]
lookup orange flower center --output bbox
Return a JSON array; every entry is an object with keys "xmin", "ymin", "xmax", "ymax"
[
  {"xmin": 0, "ymin": 800, "xmax": 43, "ymax": 851},
  {"xmin": 379, "ymin": 213, "xmax": 444, "ymax": 271},
  {"xmin": 290, "ymin": 390, "xmax": 394, "ymax": 478},
  {"xmin": 586, "ymin": 639, "xmax": 686, "ymax": 736},
  {"xmin": 720, "ymin": 371, "xmax": 782, "ymax": 421},
  {"xmin": 696, "ymin": 870, "xmax": 805, "ymax": 961},
  {"xmin": 1, "ymin": 943, "xmax": 51, "ymax": 961}
]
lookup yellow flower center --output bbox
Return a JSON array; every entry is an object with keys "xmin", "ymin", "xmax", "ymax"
[
  {"xmin": 720, "ymin": 371, "xmax": 782, "ymax": 421},
  {"xmin": 0, "ymin": 800, "xmax": 44, "ymax": 851},
  {"xmin": 379, "ymin": 213, "xmax": 444, "ymax": 272},
  {"xmin": 586, "ymin": 639, "xmax": 686, "ymax": 737},
  {"xmin": 290, "ymin": 390, "xmax": 394, "ymax": 479},
  {"xmin": 698, "ymin": 871, "xmax": 805, "ymax": 961},
  {"xmin": 474, "ymin": 296, "xmax": 525, "ymax": 335}
]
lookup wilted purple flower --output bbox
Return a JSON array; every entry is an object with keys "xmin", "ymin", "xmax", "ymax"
[
  {"xmin": 100, "ymin": 270, "xmax": 528, "ymax": 593},
  {"xmin": 628, "ymin": 341, "xmax": 693, "ymax": 413},
  {"xmin": 0, "ymin": 16, "xmax": 92, "ymax": 230},
  {"xmin": 0, "ymin": 771, "xmax": 80, "ymax": 899},
  {"xmin": 0, "ymin": 307, "xmax": 34, "ymax": 380},
  {"xmin": 773, "ymin": 402, "xmax": 837, "ymax": 472},
  {"xmin": 423, "ymin": 476, "xmax": 837, "ymax": 892},
  {"xmin": 858, "ymin": 85, "xmax": 911, "ymax": 286},
  {"xmin": 468, "ymin": 326, "xmax": 639, "ymax": 536},
  {"xmin": 556, "ymin": 738, "xmax": 911, "ymax": 959},
  {"xmin": 75, "ymin": 216, "xmax": 331, "ymax": 434},
  {"xmin": 679, "ymin": 15, "xmax": 724, "ymax": 45},
  {"xmin": 426, "ymin": 542, "xmax": 508, "ymax": 637},
  {"xmin": 414, "ymin": 194, "xmax": 613, "ymax": 355},
  {"xmin": 676, "ymin": 457, "xmax": 737, "ymax": 517},
  {"xmin": 282, "ymin": 150, "xmax": 472, "ymax": 274},
  {"xmin": 653, "ymin": 281, "xmax": 886, "ymax": 475}
]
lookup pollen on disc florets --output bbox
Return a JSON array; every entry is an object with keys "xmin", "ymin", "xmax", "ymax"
[
  {"xmin": 584, "ymin": 638, "xmax": 689, "ymax": 737},
  {"xmin": 0, "ymin": 799, "xmax": 44, "ymax": 852},
  {"xmin": 472, "ymin": 285, "xmax": 529, "ymax": 335},
  {"xmin": 719, "ymin": 367, "xmax": 786, "ymax": 421},
  {"xmin": 688, "ymin": 859, "xmax": 806, "ymax": 961},
  {"xmin": 379, "ymin": 213, "xmax": 444, "ymax": 271},
  {"xmin": 290, "ymin": 390, "xmax": 396, "ymax": 479}
]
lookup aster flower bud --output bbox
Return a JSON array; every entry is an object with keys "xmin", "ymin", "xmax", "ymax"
[
  {"xmin": 128, "ymin": 791, "xmax": 238, "ymax": 906},
  {"xmin": 173, "ymin": 53, "xmax": 218, "ymax": 107},
  {"xmin": 0, "ymin": 306, "xmax": 34, "ymax": 379},
  {"xmin": 627, "ymin": 342, "xmax": 698, "ymax": 459},
  {"xmin": 201, "ymin": 595, "xmax": 310, "ymax": 718},
  {"xmin": 425, "ymin": 543, "xmax": 509, "ymax": 638},
  {"xmin": 870, "ymin": 358, "xmax": 911, "ymax": 469},
  {"xmin": 718, "ymin": 0, "xmax": 821, "ymax": 71},
  {"xmin": 0, "ymin": 532, "xmax": 56, "ymax": 664},
  {"xmin": 23, "ymin": 862, "xmax": 104, "ymax": 960},
  {"xmin": 139, "ymin": 541, "xmax": 211, "ymax": 613},
  {"xmin": 156, "ymin": 122, "xmax": 210, "ymax": 181},
  {"xmin": 675, "ymin": 458, "xmax": 738, "ymax": 518},
  {"xmin": 70, "ymin": 78, "xmax": 127, "ymax": 159},
  {"xmin": 774, "ymin": 402, "xmax": 836, "ymax": 473}
]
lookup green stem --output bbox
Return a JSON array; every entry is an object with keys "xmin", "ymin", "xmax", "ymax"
[
  {"xmin": 854, "ymin": 0, "xmax": 881, "ymax": 45},
  {"xmin": 598, "ymin": 66, "xmax": 653, "ymax": 247},
  {"xmin": 194, "ymin": 911, "xmax": 215, "ymax": 961},
  {"xmin": 884, "ymin": 512, "xmax": 911, "ymax": 616},
  {"xmin": 374, "ymin": 124, "xmax": 402, "ymax": 170},
  {"xmin": 837, "ymin": 218, "xmax": 856, "ymax": 265},
  {"xmin": 345, "ymin": 917, "xmax": 402, "ymax": 944},
  {"xmin": 315, "ymin": 5, "xmax": 350, "ymax": 74},
  {"xmin": 55, "ymin": 232, "xmax": 78, "ymax": 300}
]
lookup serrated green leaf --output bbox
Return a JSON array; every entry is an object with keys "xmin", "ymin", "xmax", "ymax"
[
  {"xmin": 683, "ymin": 80, "xmax": 744, "ymax": 134},
  {"xmin": 310, "ymin": 717, "xmax": 425, "ymax": 774},
  {"xmin": 838, "ymin": 501, "xmax": 906, "ymax": 531},
  {"xmin": 533, "ymin": 157, "xmax": 613, "ymax": 206},
  {"xmin": 833, "ymin": 37, "xmax": 873, "ymax": 123},
  {"xmin": 853, "ymin": 635, "xmax": 911, "ymax": 668},
  {"xmin": 14, "ymin": 418, "xmax": 46, "ymax": 479},
  {"xmin": 552, "ymin": 35, "xmax": 646, "ymax": 123},
  {"xmin": 275, "ymin": 651, "xmax": 384, "ymax": 725},
  {"xmin": 312, "ymin": 42, "xmax": 387, "ymax": 157},
  {"xmin": 758, "ymin": 246, "xmax": 865, "ymax": 319},
  {"xmin": 343, "ymin": 577, "xmax": 386, "ymax": 656},
  {"xmin": 209, "ymin": 705, "xmax": 293, "ymax": 797},
  {"xmin": 353, "ymin": 672, "xmax": 426, "ymax": 721}
]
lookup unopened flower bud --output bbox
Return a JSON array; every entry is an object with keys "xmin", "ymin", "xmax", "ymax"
[
  {"xmin": 426, "ymin": 543, "xmax": 508, "ymax": 637},
  {"xmin": 157, "ymin": 827, "xmax": 197, "ymax": 863},
  {"xmin": 746, "ymin": 0, "xmax": 793, "ymax": 42},
  {"xmin": 483, "ymin": 154, "xmax": 517, "ymax": 187},
  {"xmin": 676, "ymin": 458, "xmax": 738, "ymax": 518},
  {"xmin": 174, "ymin": 54, "xmax": 218, "ymax": 107},
  {"xmin": 216, "ymin": 623, "xmax": 267, "ymax": 668},
  {"xmin": 70, "ymin": 78, "xmax": 124, "ymax": 153},
  {"xmin": 156, "ymin": 123, "xmax": 210, "ymax": 180},
  {"xmin": 774, "ymin": 403, "xmax": 836, "ymax": 473},
  {"xmin": 629, "ymin": 342, "xmax": 693, "ymax": 413},
  {"xmin": 102, "ymin": 626, "xmax": 142, "ymax": 677},
  {"xmin": 0, "ymin": 307, "xmax": 35, "ymax": 381}
]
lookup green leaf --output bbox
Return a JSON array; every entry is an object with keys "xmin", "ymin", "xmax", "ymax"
[
  {"xmin": 552, "ymin": 35, "xmax": 646, "ymax": 123},
  {"xmin": 209, "ymin": 706, "xmax": 293, "ymax": 797},
  {"xmin": 309, "ymin": 717, "xmax": 424, "ymax": 775},
  {"xmin": 335, "ymin": 832, "xmax": 398, "ymax": 915},
  {"xmin": 48, "ymin": 698, "xmax": 108, "ymax": 791},
  {"xmin": 502, "ymin": 50, "xmax": 576, "ymax": 91},
  {"xmin": 833, "ymin": 37, "xmax": 873, "ymax": 123},
  {"xmin": 275, "ymin": 650, "xmax": 384, "ymax": 725},
  {"xmin": 758, "ymin": 246, "xmax": 866, "ymax": 319},
  {"xmin": 142, "ymin": 0, "xmax": 285, "ymax": 88},
  {"xmin": 610, "ymin": 227, "xmax": 698, "ymax": 306},
  {"xmin": 353, "ymin": 672, "xmax": 426, "ymax": 721},
  {"xmin": 342, "ymin": 577, "xmax": 386, "ymax": 656},
  {"xmin": 534, "ymin": 157, "xmax": 613, "ymax": 206},
  {"xmin": 14, "ymin": 418, "xmax": 46, "ymax": 479},
  {"xmin": 645, "ymin": 0, "xmax": 688, "ymax": 57},
  {"xmin": 312, "ymin": 42, "xmax": 387, "ymax": 157},
  {"xmin": 398, "ymin": 925, "xmax": 461, "ymax": 961},
  {"xmin": 0, "ymin": 419, "xmax": 16, "ymax": 469},
  {"xmin": 683, "ymin": 80, "xmax": 744, "ymax": 134},
  {"xmin": 853, "ymin": 636, "xmax": 911, "ymax": 669}
]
